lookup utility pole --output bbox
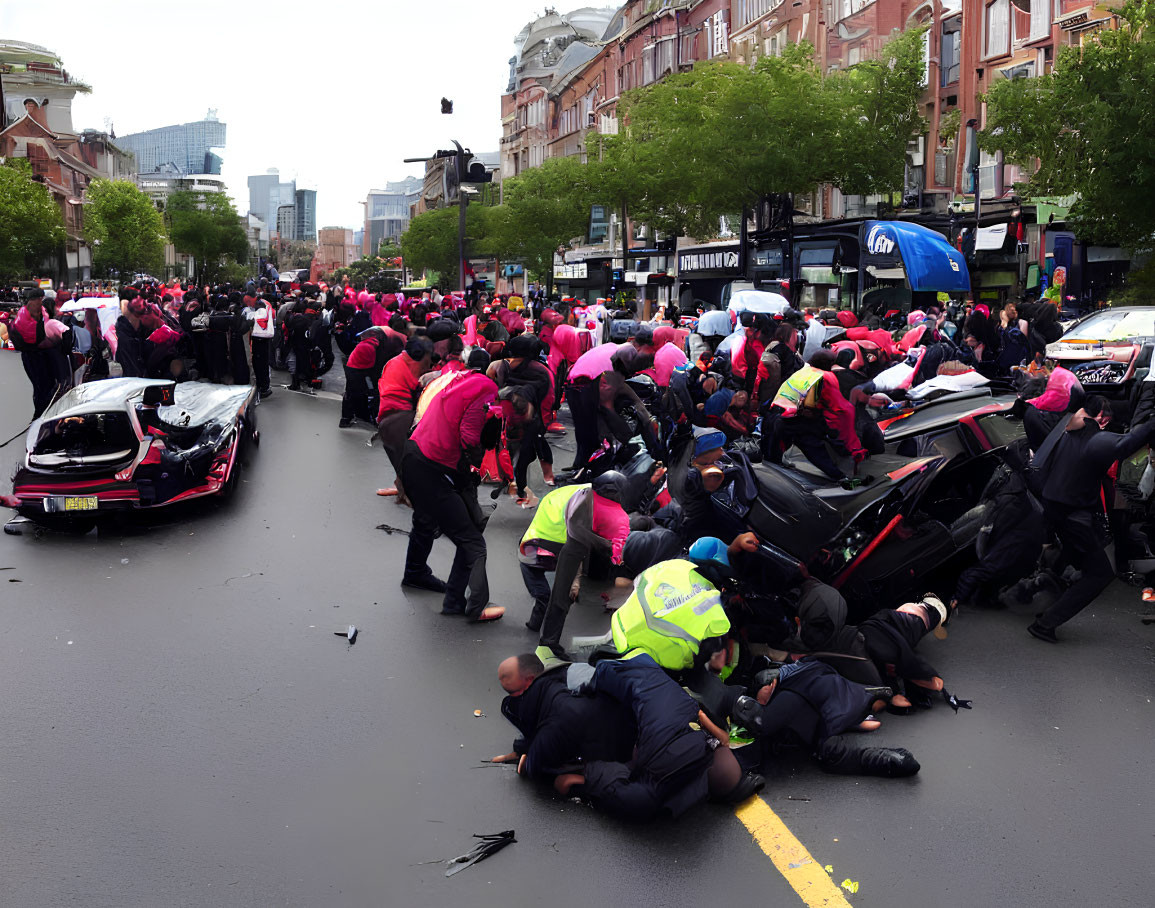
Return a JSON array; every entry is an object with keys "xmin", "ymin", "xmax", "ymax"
[{"xmin": 454, "ymin": 140, "xmax": 466, "ymax": 294}]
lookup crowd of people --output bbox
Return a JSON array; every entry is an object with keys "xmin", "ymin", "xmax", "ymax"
[
  {"xmin": 6, "ymin": 273, "xmax": 1151, "ymax": 821},
  {"xmin": 354, "ymin": 285, "xmax": 1152, "ymax": 819}
]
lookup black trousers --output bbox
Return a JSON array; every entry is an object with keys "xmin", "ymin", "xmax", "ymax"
[
  {"xmin": 342, "ymin": 365, "xmax": 374, "ymax": 421},
  {"xmin": 21, "ymin": 350, "xmax": 57, "ymax": 418},
  {"xmin": 401, "ymin": 444, "xmax": 489, "ymax": 618},
  {"xmin": 290, "ymin": 341, "xmax": 312, "ymax": 385},
  {"xmin": 520, "ymin": 536, "xmax": 589, "ymax": 645},
  {"xmin": 762, "ymin": 411, "xmax": 845, "ymax": 480},
  {"xmin": 566, "ymin": 380, "xmax": 600, "ymax": 469},
  {"xmin": 1037, "ymin": 503, "xmax": 1114, "ymax": 631},
  {"xmin": 251, "ymin": 336, "xmax": 271, "ymax": 393}
]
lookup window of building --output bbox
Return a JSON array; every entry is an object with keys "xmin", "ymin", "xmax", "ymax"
[
  {"xmin": 26, "ymin": 144, "xmax": 50, "ymax": 180},
  {"xmin": 941, "ymin": 19, "xmax": 961, "ymax": 85},
  {"xmin": 1029, "ymin": 0, "xmax": 1049, "ymax": 41},
  {"xmin": 985, "ymin": 0, "xmax": 1010, "ymax": 58},
  {"xmin": 681, "ymin": 32, "xmax": 696, "ymax": 63},
  {"xmin": 711, "ymin": 11, "xmax": 729, "ymax": 56},
  {"xmin": 765, "ymin": 28, "xmax": 786, "ymax": 57},
  {"xmin": 837, "ymin": 0, "xmax": 877, "ymax": 22}
]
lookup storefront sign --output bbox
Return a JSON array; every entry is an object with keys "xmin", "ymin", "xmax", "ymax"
[
  {"xmin": 865, "ymin": 224, "xmax": 898, "ymax": 256},
  {"xmin": 553, "ymin": 263, "xmax": 588, "ymax": 280},
  {"xmin": 678, "ymin": 249, "xmax": 740, "ymax": 274}
]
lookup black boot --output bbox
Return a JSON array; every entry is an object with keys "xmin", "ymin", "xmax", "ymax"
[
  {"xmin": 857, "ymin": 747, "xmax": 921, "ymax": 778},
  {"xmin": 715, "ymin": 772, "xmax": 765, "ymax": 805}
]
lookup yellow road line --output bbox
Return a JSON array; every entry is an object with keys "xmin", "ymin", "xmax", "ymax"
[{"xmin": 735, "ymin": 796, "xmax": 853, "ymax": 907}]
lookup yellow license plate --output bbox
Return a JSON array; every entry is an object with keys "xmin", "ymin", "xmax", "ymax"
[{"xmin": 62, "ymin": 496, "xmax": 99, "ymax": 512}]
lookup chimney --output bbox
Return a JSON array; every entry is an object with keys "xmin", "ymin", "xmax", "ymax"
[{"xmin": 24, "ymin": 98, "xmax": 51, "ymax": 131}]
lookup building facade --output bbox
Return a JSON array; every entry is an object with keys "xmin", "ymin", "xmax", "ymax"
[
  {"xmin": 247, "ymin": 169, "xmax": 297, "ymax": 232},
  {"xmin": 295, "ymin": 188, "xmax": 317, "ymax": 242},
  {"xmin": 314, "ymin": 227, "xmax": 356, "ymax": 277},
  {"xmin": 0, "ymin": 40, "xmax": 134, "ymax": 283},
  {"xmin": 497, "ymin": 0, "xmax": 1128, "ymax": 308},
  {"xmin": 117, "ymin": 111, "xmax": 226, "ymax": 175},
  {"xmin": 363, "ymin": 176, "xmax": 422, "ymax": 256},
  {"xmin": 500, "ymin": 6, "xmax": 621, "ymax": 179}
]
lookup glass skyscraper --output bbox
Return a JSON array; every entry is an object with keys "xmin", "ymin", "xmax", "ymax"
[{"xmin": 118, "ymin": 111, "xmax": 226, "ymax": 175}]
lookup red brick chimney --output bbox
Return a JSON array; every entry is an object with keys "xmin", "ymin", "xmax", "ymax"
[{"xmin": 23, "ymin": 98, "xmax": 50, "ymax": 130}]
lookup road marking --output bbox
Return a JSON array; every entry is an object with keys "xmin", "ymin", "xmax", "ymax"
[{"xmin": 736, "ymin": 796, "xmax": 853, "ymax": 907}]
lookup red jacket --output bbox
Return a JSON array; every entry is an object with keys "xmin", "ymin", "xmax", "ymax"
[
  {"xmin": 411, "ymin": 371, "xmax": 498, "ymax": 470},
  {"xmin": 348, "ymin": 336, "xmax": 379, "ymax": 370},
  {"xmin": 377, "ymin": 352, "xmax": 424, "ymax": 417}
]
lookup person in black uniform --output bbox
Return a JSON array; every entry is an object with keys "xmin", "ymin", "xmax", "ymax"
[{"xmin": 1028, "ymin": 396, "xmax": 1155, "ymax": 642}]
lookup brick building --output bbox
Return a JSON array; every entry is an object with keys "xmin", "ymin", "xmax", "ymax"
[{"xmin": 496, "ymin": 1, "xmax": 1128, "ymax": 306}]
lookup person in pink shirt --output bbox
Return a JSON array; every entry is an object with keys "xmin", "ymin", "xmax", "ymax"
[
  {"xmin": 544, "ymin": 323, "xmax": 586, "ymax": 435},
  {"xmin": 401, "ymin": 349, "xmax": 505, "ymax": 623},
  {"xmin": 643, "ymin": 325, "xmax": 689, "ymax": 387},
  {"xmin": 565, "ymin": 327, "xmax": 659, "ymax": 471}
]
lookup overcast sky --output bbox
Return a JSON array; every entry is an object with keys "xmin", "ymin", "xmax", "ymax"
[{"xmin": 2, "ymin": 0, "xmax": 572, "ymax": 230}]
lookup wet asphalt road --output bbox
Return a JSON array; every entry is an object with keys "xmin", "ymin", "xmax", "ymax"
[{"xmin": 0, "ymin": 352, "xmax": 1152, "ymax": 908}]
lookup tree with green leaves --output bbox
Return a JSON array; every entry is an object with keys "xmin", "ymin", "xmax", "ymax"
[
  {"xmin": 166, "ymin": 190, "xmax": 249, "ymax": 284},
  {"xmin": 484, "ymin": 156, "xmax": 594, "ymax": 282},
  {"xmin": 401, "ymin": 205, "xmax": 497, "ymax": 288},
  {"xmin": 268, "ymin": 239, "xmax": 316, "ymax": 270},
  {"xmin": 85, "ymin": 179, "xmax": 166, "ymax": 279},
  {"xmin": 0, "ymin": 159, "xmax": 66, "ymax": 280},
  {"xmin": 982, "ymin": 3, "xmax": 1155, "ymax": 250},
  {"xmin": 599, "ymin": 30, "xmax": 927, "ymax": 239}
]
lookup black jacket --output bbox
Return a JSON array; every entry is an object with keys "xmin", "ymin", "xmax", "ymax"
[
  {"xmin": 500, "ymin": 669, "xmax": 634, "ymax": 779},
  {"xmin": 1039, "ymin": 418, "xmax": 1155, "ymax": 510},
  {"xmin": 114, "ymin": 315, "xmax": 146, "ymax": 378}
]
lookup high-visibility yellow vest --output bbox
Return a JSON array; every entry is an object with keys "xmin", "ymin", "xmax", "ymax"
[
  {"xmin": 521, "ymin": 484, "xmax": 589, "ymax": 548},
  {"xmin": 611, "ymin": 559, "xmax": 731, "ymax": 670},
  {"xmin": 771, "ymin": 364, "xmax": 825, "ymax": 412}
]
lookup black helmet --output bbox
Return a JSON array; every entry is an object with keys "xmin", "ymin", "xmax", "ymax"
[{"xmin": 591, "ymin": 470, "xmax": 627, "ymax": 503}]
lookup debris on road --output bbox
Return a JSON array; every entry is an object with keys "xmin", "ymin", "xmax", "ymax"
[
  {"xmin": 942, "ymin": 689, "xmax": 973, "ymax": 713},
  {"xmin": 335, "ymin": 625, "xmax": 358, "ymax": 644},
  {"xmin": 444, "ymin": 830, "xmax": 516, "ymax": 877},
  {"xmin": 841, "ymin": 878, "xmax": 860, "ymax": 894},
  {"xmin": 376, "ymin": 523, "xmax": 410, "ymax": 536},
  {"xmin": 473, "ymin": 709, "xmax": 485, "ymax": 718}
]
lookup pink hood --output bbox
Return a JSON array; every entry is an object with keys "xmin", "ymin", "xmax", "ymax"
[
  {"xmin": 547, "ymin": 324, "xmax": 585, "ymax": 375},
  {"xmin": 1028, "ymin": 367, "xmax": 1082, "ymax": 413}
]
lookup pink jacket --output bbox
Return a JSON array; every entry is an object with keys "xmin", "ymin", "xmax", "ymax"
[
  {"xmin": 547, "ymin": 324, "xmax": 585, "ymax": 376},
  {"xmin": 1028, "ymin": 367, "xmax": 1082, "ymax": 413},
  {"xmin": 592, "ymin": 492, "xmax": 630, "ymax": 565},
  {"xmin": 568, "ymin": 342, "xmax": 627, "ymax": 383},
  {"xmin": 410, "ymin": 371, "xmax": 498, "ymax": 469}
]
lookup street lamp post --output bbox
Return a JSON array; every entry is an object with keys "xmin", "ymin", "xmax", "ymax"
[{"xmin": 453, "ymin": 140, "xmax": 466, "ymax": 294}]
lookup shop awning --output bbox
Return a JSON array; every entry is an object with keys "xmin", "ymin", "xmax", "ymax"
[{"xmin": 863, "ymin": 221, "xmax": 970, "ymax": 293}]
